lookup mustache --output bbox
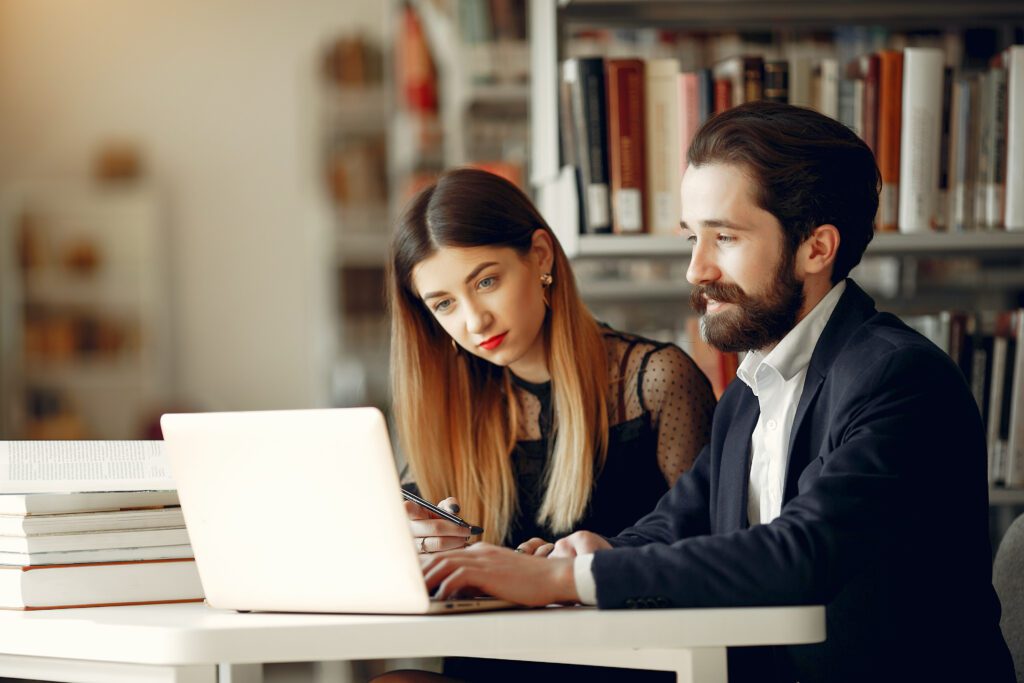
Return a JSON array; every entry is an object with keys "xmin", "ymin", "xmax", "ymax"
[{"xmin": 689, "ymin": 283, "xmax": 747, "ymax": 313}]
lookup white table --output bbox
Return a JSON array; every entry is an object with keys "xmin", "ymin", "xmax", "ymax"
[{"xmin": 0, "ymin": 602, "xmax": 824, "ymax": 683}]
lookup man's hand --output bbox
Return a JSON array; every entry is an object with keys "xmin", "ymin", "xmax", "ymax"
[
  {"xmin": 550, "ymin": 531, "xmax": 612, "ymax": 558},
  {"xmin": 514, "ymin": 537, "xmax": 556, "ymax": 556},
  {"xmin": 422, "ymin": 543, "xmax": 580, "ymax": 606}
]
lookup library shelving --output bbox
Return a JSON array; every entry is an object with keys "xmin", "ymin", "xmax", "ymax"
[
  {"xmin": 0, "ymin": 182, "xmax": 171, "ymax": 439},
  {"xmin": 526, "ymin": 0, "xmax": 1024, "ymax": 507}
]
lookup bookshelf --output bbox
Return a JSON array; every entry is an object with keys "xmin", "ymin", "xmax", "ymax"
[
  {"xmin": 527, "ymin": 0, "xmax": 1024, "ymax": 507},
  {"xmin": 406, "ymin": 0, "xmax": 531, "ymax": 184},
  {"xmin": 0, "ymin": 182, "xmax": 171, "ymax": 439}
]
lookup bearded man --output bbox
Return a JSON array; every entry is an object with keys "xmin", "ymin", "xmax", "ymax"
[{"xmin": 397, "ymin": 102, "xmax": 1014, "ymax": 683}]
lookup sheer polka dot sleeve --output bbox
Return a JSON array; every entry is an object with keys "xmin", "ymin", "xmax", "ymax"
[{"xmin": 638, "ymin": 344, "xmax": 716, "ymax": 486}]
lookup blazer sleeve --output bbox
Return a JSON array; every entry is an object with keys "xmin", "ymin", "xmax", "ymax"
[
  {"xmin": 605, "ymin": 442, "xmax": 714, "ymax": 549},
  {"xmin": 591, "ymin": 343, "xmax": 982, "ymax": 608}
]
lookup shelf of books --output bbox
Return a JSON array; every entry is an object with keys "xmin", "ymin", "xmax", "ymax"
[
  {"xmin": 530, "ymin": 0, "xmax": 1024, "ymax": 256},
  {"xmin": 0, "ymin": 441, "xmax": 200, "ymax": 610},
  {"xmin": 527, "ymin": 0, "xmax": 1024, "ymax": 494}
]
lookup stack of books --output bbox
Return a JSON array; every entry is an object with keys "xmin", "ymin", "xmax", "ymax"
[{"xmin": 0, "ymin": 440, "xmax": 203, "ymax": 610}]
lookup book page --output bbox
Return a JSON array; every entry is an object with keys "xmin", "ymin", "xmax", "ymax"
[{"xmin": 0, "ymin": 441, "xmax": 174, "ymax": 494}]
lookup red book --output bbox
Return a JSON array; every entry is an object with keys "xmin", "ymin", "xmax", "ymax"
[{"xmin": 605, "ymin": 59, "xmax": 647, "ymax": 234}]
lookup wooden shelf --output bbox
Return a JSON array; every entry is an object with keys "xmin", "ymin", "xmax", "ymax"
[{"xmin": 570, "ymin": 231, "xmax": 1024, "ymax": 259}]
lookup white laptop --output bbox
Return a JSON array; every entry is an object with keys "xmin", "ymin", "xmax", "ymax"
[{"xmin": 160, "ymin": 407, "xmax": 515, "ymax": 614}]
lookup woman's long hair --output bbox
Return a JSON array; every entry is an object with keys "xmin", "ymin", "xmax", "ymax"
[{"xmin": 388, "ymin": 168, "xmax": 609, "ymax": 544}]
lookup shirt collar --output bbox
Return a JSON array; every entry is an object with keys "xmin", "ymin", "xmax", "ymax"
[{"xmin": 737, "ymin": 280, "xmax": 847, "ymax": 389}]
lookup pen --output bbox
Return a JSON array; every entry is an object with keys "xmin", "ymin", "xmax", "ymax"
[{"xmin": 401, "ymin": 489, "xmax": 484, "ymax": 535}]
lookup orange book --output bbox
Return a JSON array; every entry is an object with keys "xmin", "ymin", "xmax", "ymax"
[
  {"xmin": 876, "ymin": 50, "xmax": 903, "ymax": 232},
  {"xmin": 605, "ymin": 59, "xmax": 647, "ymax": 234}
]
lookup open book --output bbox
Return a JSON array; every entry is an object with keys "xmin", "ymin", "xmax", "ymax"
[{"xmin": 0, "ymin": 441, "xmax": 174, "ymax": 494}]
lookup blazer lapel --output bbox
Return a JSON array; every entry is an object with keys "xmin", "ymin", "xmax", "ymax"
[
  {"xmin": 719, "ymin": 391, "xmax": 760, "ymax": 532},
  {"xmin": 782, "ymin": 279, "xmax": 878, "ymax": 501}
]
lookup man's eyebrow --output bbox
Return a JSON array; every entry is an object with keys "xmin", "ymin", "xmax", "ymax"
[
  {"xmin": 679, "ymin": 219, "xmax": 750, "ymax": 231},
  {"xmin": 421, "ymin": 261, "xmax": 500, "ymax": 301}
]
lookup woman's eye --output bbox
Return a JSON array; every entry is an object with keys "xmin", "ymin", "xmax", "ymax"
[
  {"xmin": 684, "ymin": 234, "xmax": 697, "ymax": 244},
  {"xmin": 478, "ymin": 276, "xmax": 497, "ymax": 290},
  {"xmin": 717, "ymin": 234, "xmax": 735, "ymax": 243},
  {"xmin": 433, "ymin": 299, "xmax": 453, "ymax": 313}
]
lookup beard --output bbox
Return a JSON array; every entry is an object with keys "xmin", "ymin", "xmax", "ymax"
[{"xmin": 689, "ymin": 249, "xmax": 805, "ymax": 353}]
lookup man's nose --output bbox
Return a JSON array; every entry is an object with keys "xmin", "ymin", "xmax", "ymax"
[{"xmin": 686, "ymin": 239, "xmax": 720, "ymax": 286}]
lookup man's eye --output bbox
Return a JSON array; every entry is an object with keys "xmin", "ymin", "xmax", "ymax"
[
  {"xmin": 433, "ymin": 299, "xmax": 453, "ymax": 313},
  {"xmin": 684, "ymin": 234, "xmax": 697, "ymax": 244},
  {"xmin": 717, "ymin": 234, "xmax": 735, "ymax": 243},
  {"xmin": 478, "ymin": 276, "xmax": 497, "ymax": 289}
]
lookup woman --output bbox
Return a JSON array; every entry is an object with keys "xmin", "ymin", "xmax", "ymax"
[{"xmin": 383, "ymin": 168, "xmax": 715, "ymax": 681}]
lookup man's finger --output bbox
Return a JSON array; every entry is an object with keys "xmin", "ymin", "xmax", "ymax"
[
  {"xmin": 535, "ymin": 543, "xmax": 555, "ymax": 557},
  {"xmin": 514, "ymin": 537, "xmax": 550, "ymax": 554}
]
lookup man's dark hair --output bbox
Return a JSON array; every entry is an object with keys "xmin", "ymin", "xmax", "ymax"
[{"xmin": 688, "ymin": 101, "xmax": 880, "ymax": 283}]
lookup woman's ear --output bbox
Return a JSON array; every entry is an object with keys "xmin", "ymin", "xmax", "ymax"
[{"xmin": 531, "ymin": 229, "xmax": 555, "ymax": 273}]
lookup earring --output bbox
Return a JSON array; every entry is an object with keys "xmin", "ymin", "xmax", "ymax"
[{"xmin": 540, "ymin": 273, "xmax": 553, "ymax": 287}]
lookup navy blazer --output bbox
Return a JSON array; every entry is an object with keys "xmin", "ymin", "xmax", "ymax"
[{"xmin": 591, "ymin": 280, "xmax": 1014, "ymax": 682}]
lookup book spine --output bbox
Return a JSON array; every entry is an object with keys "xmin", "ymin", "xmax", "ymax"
[
  {"xmin": 898, "ymin": 47, "xmax": 945, "ymax": 233},
  {"xmin": 1004, "ymin": 46, "xmax": 1024, "ymax": 230},
  {"xmin": 861, "ymin": 54, "xmax": 881, "ymax": 157},
  {"xmin": 1006, "ymin": 310, "xmax": 1024, "ymax": 487},
  {"xmin": 818, "ymin": 58, "xmax": 840, "ymax": 120},
  {"xmin": 988, "ymin": 317, "xmax": 1009, "ymax": 485},
  {"xmin": 975, "ymin": 71, "xmax": 995, "ymax": 228},
  {"xmin": 742, "ymin": 56, "xmax": 764, "ymax": 103},
  {"xmin": 696, "ymin": 68, "xmax": 714, "ymax": 124},
  {"xmin": 763, "ymin": 60, "xmax": 789, "ymax": 103},
  {"xmin": 563, "ymin": 58, "xmax": 612, "ymax": 234},
  {"xmin": 788, "ymin": 56, "xmax": 813, "ymax": 108},
  {"xmin": 937, "ymin": 67, "xmax": 954, "ymax": 230},
  {"xmin": 645, "ymin": 59, "xmax": 682, "ymax": 236},
  {"xmin": 947, "ymin": 76, "xmax": 978, "ymax": 232},
  {"xmin": 606, "ymin": 59, "xmax": 647, "ymax": 234},
  {"xmin": 876, "ymin": 50, "xmax": 903, "ymax": 231},
  {"xmin": 987, "ymin": 67, "xmax": 1008, "ymax": 228},
  {"xmin": 679, "ymin": 72, "xmax": 701, "ymax": 174}
]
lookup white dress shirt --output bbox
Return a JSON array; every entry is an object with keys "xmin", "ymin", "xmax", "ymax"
[{"xmin": 572, "ymin": 281, "xmax": 847, "ymax": 605}]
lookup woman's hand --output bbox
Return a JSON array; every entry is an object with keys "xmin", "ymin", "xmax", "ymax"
[
  {"xmin": 406, "ymin": 496, "xmax": 473, "ymax": 554},
  {"xmin": 514, "ymin": 537, "xmax": 556, "ymax": 557}
]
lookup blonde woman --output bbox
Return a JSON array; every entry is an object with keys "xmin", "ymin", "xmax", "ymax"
[{"xmin": 386, "ymin": 168, "xmax": 714, "ymax": 681}]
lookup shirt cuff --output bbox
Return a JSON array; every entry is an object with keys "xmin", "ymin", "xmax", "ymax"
[{"xmin": 573, "ymin": 553, "xmax": 598, "ymax": 605}]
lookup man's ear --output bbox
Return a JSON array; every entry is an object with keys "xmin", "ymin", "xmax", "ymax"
[
  {"xmin": 531, "ymin": 229, "xmax": 555, "ymax": 273},
  {"xmin": 798, "ymin": 224, "xmax": 840, "ymax": 278}
]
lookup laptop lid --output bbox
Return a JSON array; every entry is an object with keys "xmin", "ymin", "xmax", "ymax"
[{"xmin": 161, "ymin": 407, "xmax": 435, "ymax": 614}]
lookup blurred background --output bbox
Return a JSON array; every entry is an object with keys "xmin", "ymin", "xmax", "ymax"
[{"xmin": 1, "ymin": 0, "xmax": 1024, "ymax": 680}]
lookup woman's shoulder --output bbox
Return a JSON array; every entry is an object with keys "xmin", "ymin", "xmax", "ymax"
[{"xmin": 599, "ymin": 325, "xmax": 695, "ymax": 375}]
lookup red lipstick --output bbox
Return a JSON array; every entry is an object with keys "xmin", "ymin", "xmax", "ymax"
[{"xmin": 479, "ymin": 332, "xmax": 508, "ymax": 350}]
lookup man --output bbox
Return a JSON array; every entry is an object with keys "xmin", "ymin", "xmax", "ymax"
[{"xmin": 421, "ymin": 102, "xmax": 1015, "ymax": 682}]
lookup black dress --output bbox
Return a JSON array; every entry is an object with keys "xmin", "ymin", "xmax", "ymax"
[{"xmin": 424, "ymin": 329, "xmax": 717, "ymax": 682}]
